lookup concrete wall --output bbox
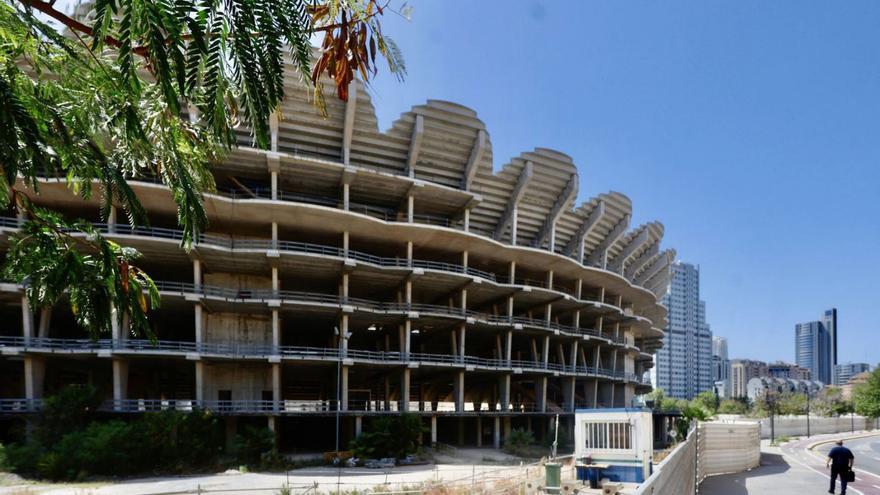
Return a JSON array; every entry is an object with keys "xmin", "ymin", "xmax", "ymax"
[
  {"xmin": 697, "ymin": 421, "xmax": 760, "ymax": 478},
  {"xmin": 717, "ymin": 414, "xmax": 878, "ymax": 439},
  {"xmin": 635, "ymin": 421, "xmax": 760, "ymax": 495},
  {"xmin": 203, "ymin": 363, "xmax": 272, "ymax": 401},
  {"xmin": 635, "ymin": 428, "xmax": 697, "ymax": 495},
  {"xmin": 205, "ymin": 312, "xmax": 271, "ymax": 345}
]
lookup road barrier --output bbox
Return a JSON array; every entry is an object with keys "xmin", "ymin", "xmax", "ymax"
[{"xmin": 635, "ymin": 420, "xmax": 760, "ymax": 495}]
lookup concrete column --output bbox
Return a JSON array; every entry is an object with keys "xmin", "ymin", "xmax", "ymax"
[
  {"xmin": 272, "ymin": 363, "xmax": 281, "ymax": 408},
  {"xmin": 548, "ymin": 224, "xmax": 556, "ymax": 252},
  {"xmin": 37, "ymin": 307, "xmax": 51, "ymax": 338},
  {"xmin": 195, "ymin": 361, "xmax": 205, "ymax": 402},
  {"xmin": 507, "ymin": 296, "xmax": 514, "ymax": 318},
  {"xmin": 511, "ymin": 208, "xmax": 518, "ymax": 245},
  {"xmin": 270, "ymin": 170, "xmax": 278, "ymax": 200},
  {"xmin": 462, "ymin": 250, "xmax": 469, "ymax": 271},
  {"xmin": 453, "ymin": 371, "xmax": 465, "ymax": 412},
  {"xmin": 112, "ymin": 358, "xmax": 128, "ymax": 402},
  {"xmin": 509, "ymin": 261, "xmax": 516, "ymax": 284},
  {"xmin": 272, "ymin": 266, "xmax": 280, "ymax": 291},
  {"xmin": 463, "ymin": 208, "xmax": 470, "ymax": 232},
  {"xmin": 272, "ymin": 310, "xmax": 280, "ymax": 348},
  {"xmin": 563, "ymin": 376, "xmax": 576, "ymax": 412},
  {"xmin": 193, "ymin": 259, "xmax": 202, "ymax": 288},
  {"xmin": 272, "ymin": 222, "xmax": 278, "ymax": 249},
  {"xmin": 498, "ymin": 374, "xmax": 511, "ymax": 411},
  {"xmin": 267, "ymin": 416, "xmax": 277, "ymax": 433},
  {"xmin": 343, "ymin": 231, "xmax": 350, "ymax": 257},
  {"xmin": 340, "ymin": 315, "xmax": 349, "ymax": 357},
  {"xmin": 107, "ymin": 205, "xmax": 117, "ymax": 233},
  {"xmin": 340, "ymin": 366, "xmax": 349, "ymax": 411},
  {"xmin": 406, "ymin": 241, "xmax": 413, "ymax": 267},
  {"xmin": 194, "ymin": 304, "xmax": 205, "ymax": 345},
  {"xmin": 401, "ymin": 368, "xmax": 411, "ymax": 412},
  {"xmin": 355, "ymin": 416, "xmax": 363, "ymax": 437},
  {"xmin": 476, "ymin": 417, "xmax": 482, "ymax": 447},
  {"xmin": 542, "ymin": 336, "xmax": 550, "ymax": 366},
  {"xmin": 493, "ymin": 417, "xmax": 501, "ymax": 449},
  {"xmin": 536, "ymin": 377, "xmax": 547, "ymax": 413},
  {"xmin": 343, "ymin": 183, "xmax": 350, "ymax": 210},
  {"xmin": 431, "ymin": 416, "xmax": 438, "ymax": 445},
  {"xmin": 570, "ymin": 340, "xmax": 579, "ymax": 372},
  {"xmin": 460, "ymin": 288, "xmax": 467, "ymax": 315},
  {"xmin": 458, "ymin": 324, "xmax": 466, "ymax": 358},
  {"xmin": 24, "ymin": 356, "xmax": 45, "ymax": 400},
  {"xmin": 21, "ymin": 296, "xmax": 33, "ymax": 343},
  {"xmin": 546, "ymin": 270, "xmax": 554, "ymax": 291},
  {"xmin": 407, "ymin": 195, "xmax": 414, "ymax": 223},
  {"xmin": 505, "ymin": 331, "xmax": 513, "ymax": 363}
]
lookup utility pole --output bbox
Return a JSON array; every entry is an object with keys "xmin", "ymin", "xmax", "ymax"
[{"xmin": 806, "ymin": 392, "xmax": 811, "ymax": 438}]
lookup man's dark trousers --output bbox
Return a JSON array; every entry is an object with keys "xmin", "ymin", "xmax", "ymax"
[{"xmin": 830, "ymin": 465, "xmax": 848, "ymax": 494}]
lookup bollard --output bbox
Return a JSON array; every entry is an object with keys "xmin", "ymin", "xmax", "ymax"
[{"xmin": 544, "ymin": 462, "xmax": 561, "ymax": 495}]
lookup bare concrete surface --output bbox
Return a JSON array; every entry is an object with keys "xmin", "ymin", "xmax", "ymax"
[
  {"xmin": 0, "ymin": 449, "xmax": 542, "ymax": 495},
  {"xmin": 702, "ymin": 432, "xmax": 880, "ymax": 495}
]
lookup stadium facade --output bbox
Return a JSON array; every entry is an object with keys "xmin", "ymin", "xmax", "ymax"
[{"xmin": 0, "ymin": 77, "xmax": 673, "ymax": 450}]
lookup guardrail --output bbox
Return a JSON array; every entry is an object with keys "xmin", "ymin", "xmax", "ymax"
[
  {"xmin": 0, "ymin": 337, "xmax": 643, "ymax": 383},
  {"xmin": 0, "ymin": 397, "xmax": 597, "ymax": 415}
]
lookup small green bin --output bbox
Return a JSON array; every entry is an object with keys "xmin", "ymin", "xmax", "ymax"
[{"xmin": 544, "ymin": 462, "xmax": 561, "ymax": 494}]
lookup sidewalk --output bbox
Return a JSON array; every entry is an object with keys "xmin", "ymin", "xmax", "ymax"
[
  {"xmin": 701, "ymin": 433, "xmax": 880, "ymax": 495},
  {"xmin": 700, "ymin": 445, "xmax": 822, "ymax": 495}
]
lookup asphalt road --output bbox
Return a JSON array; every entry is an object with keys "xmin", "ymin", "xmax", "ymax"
[
  {"xmin": 780, "ymin": 433, "xmax": 880, "ymax": 495},
  {"xmin": 816, "ymin": 435, "xmax": 880, "ymax": 478}
]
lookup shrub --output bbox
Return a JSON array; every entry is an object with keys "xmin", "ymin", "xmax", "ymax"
[
  {"xmin": 503, "ymin": 428, "xmax": 535, "ymax": 456},
  {"xmin": 232, "ymin": 426, "xmax": 276, "ymax": 466},
  {"xmin": 349, "ymin": 413, "xmax": 423, "ymax": 459}
]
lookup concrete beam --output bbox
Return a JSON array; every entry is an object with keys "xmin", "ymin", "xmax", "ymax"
[
  {"xmin": 534, "ymin": 174, "xmax": 578, "ymax": 251},
  {"xmin": 635, "ymin": 250, "xmax": 675, "ymax": 286},
  {"xmin": 586, "ymin": 214, "xmax": 630, "ymax": 269},
  {"xmin": 608, "ymin": 228, "xmax": 650, "ymax": 274},
  {"xmin": 342, "ymin": 81, "xmax": 357, "ymax": 165},
  {"xmin": 494, "ymin": 161, "xmax": 534, "ymax": 242},
  {"xmin": 463, "ymin": 130, "xmax": 487, "ymax": 190},
  {"xmin": 625, "ymin": 243, "xmax": 659, "ymax": 280},
  {"xmin": 405, "ymin": 115, "xmax": 424, "ymax": 177},
  {"xmin": 563, "ymin": 201, "xmax": 605, "ymax": 262}
]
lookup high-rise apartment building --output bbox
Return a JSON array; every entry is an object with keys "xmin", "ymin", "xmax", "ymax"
[
  {"xmin": 836, "ymin": 363, "xmax": 870, "ymax": 386},
  {"xmin": 795, "ymin": 309, "xmax": 837, "ymax": 385},
  {"xmin": 712, "ymin": 336, "xmax": 731, "ymax": 398},
  {"xmin": 730, "ymin": 359, "xmax": 768, "ymax": 399},
  {"xmin": 652, "ymin": 262, "xmax": 713, "ymax": 399}
]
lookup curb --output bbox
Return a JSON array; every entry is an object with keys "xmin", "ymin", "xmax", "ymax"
[{"xmin": 806, "ymin": 431, "xmax": 880, "ymax": 452}]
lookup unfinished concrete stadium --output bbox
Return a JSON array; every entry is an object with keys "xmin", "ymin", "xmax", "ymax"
[{"xmin": 0, "ymin": 77, "xmax": 674, "ymax": 451}]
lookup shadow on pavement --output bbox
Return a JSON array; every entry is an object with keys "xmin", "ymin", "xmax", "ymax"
[{"xmin": 700, "ymin": 453, "xmax": 791, "ymax": 495}]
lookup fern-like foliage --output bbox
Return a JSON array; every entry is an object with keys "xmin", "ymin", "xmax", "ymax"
[{"xmin": 0, "ymin": 0, "xmax": 405, "ymax": 338}]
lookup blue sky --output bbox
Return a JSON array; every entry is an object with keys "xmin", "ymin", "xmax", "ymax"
[{"xmin": 366, "ymin": 1, "xmax": 880, "ymax": 365}]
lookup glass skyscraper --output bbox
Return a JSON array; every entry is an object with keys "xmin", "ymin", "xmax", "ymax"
[
  {"xmin": 795, "ymin": 308, "xmax": 837, "ymax": 386},
  {"xmin": 653, "ymin": 261, "xmax": 713, "ymax": 399}
]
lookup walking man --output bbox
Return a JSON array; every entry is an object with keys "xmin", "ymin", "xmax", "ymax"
[{"xmin": 826, "ymin": 439, "xmax": 855, "ymax": 494}]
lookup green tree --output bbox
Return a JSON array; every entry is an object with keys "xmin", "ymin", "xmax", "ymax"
[
  {"xmin": 691, "ymin": 390, "xmax": 719, "ymax": 415},
  {"xmin": 1, "ymin": 0, "xmax": 404, "ymax": 339},
  {"xmin": 776, "ymin": 392, "xmax": 807, "ymax": 416},
  {"xmin": 645, "ymin": 388, "xmax": 686, "ymax": 413},
  {"xmin": 813, "ymin": 387, "xmax": 853, "ymax": 417},
  {"xmin": 717, "ymin": 398, "xmax": 750, "ymax": 415},
  {"xmin": 854, "ymin": 368, "xmax": 880, "ymax": 419}
]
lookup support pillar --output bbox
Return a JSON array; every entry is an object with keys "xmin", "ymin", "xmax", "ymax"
[
  {"xmin": 476, "ymin": 417, "xmax": 482, "ymax": 447},
  {"xmin": 498, "ymin": 374, "xmax": 511, "ymax": 411},
  {"xmin": 563, "ymin": 376, "xmax": 576, "ymax": 412},
  {"xmin": 453, "ymin": 371, "xmax": 465, "ymax": 412},
  {"xmin": 112, "ymin": 358, "xmax": 128, "ymax": 409},
  {"xmin": 24, "ymin": 356, "xmax": 45, "ymax": 400},
  {"xmin": 407, "ymin": 195, "xmax": 414, "ymax": 223},
  {"xmin": 401, "ymin": 368, "xmax": 411, "ymax": 412},
  {"xmin": 107, "ymin": 205, "xmax": 117, "ymax": 232},
  {"xmin": 494, "ymin": 417, "xmax": 501, "ymax": 449},
  {"xmin": 21, "ymin": 296, "xmax": 33, "ymax": 345},
  {"xmin": 431, "ymin": 416, "xmax": 438, "ymax": 445},
  {"xmin": 272, "ymin": 363, "xmax": 281, "ymax": 411},
  {"xmin": 37, "ymin": 307, "xmax": 51, "ymax": 339},
  {"xmin": 194, "ymin": 304, "xmax": 205, "ymax": 345},
  {"xmin": 340, "ymin": 366, "xmax": 349, "ymax": 412},
  {"xmin": 272, "ymin": 309, "xmax": 280, "ymax": 349},
  {"xmin": 355, "ymin": 416, "xmax": 363, "ymax": 437},
  {"xmin": 542, "ymin": 335, "xmax": 550, "ymax": 367},
  {"xmin": 195, "ymin": 361, "xmax": 205, "ymax": 402},
  {"xmin": 536, "ymin": 376, "xmax": 547, "ymax": 413}
]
